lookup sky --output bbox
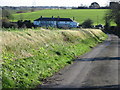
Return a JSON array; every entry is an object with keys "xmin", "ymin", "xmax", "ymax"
[{"xmin": 0, "ymin": 0, "xmax": 111, "ymax": 7}]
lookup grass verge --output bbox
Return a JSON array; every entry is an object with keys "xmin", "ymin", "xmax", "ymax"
[{"xmin": 1, "ymin": 28, "xmax": 107, "ymax": 88}]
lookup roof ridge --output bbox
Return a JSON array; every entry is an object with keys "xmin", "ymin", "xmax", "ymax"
[{"xmin": 34, "ymin": 17, "xmax": 73, "ymax": 21}]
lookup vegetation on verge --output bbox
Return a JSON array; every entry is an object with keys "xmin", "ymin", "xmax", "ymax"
[{"xmin": 2, "ymin": 29, "xmax": 107, "ymax": 88}]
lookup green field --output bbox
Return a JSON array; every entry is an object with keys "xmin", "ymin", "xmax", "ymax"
[{"xmin": 13, "ymin": 9, "xmax": 109, "ymax": 25}]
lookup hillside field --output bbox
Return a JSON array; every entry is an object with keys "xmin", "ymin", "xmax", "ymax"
[{"xmin": 13, "ymin": 9, "xmax": 109, "ymax": 25}]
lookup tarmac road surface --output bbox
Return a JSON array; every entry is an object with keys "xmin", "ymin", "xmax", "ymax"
[{"xmin": 37, "ymin": 34, "xmax": 120, "ymax": 89}]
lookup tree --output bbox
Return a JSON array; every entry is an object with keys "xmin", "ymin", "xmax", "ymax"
[
  {"xmin": 89, "ymin": 2, "xmax": 100, "ymax": 9},
  {"xmin": 2, "ymin": 8, "xmax": 14, "ymax": 20},
  {"xmin": 82, "ymin": 19, "xmax": 93, "ymax": 28},
  {"xmin": 106, "ymin": 1, "xmax": 120, "ymax": 36},
  {"xmin": 108, "ymin": 1, "xmax": 120, "ymax": 27},
  {"xmin": 104, "ymin": 13, "xmax": 110, "ymax": 31}
]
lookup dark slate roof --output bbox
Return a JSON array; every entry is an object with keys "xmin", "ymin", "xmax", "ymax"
[{"xmin": 34, "ymin": 17, "xmax": 73, "ymax": 21}]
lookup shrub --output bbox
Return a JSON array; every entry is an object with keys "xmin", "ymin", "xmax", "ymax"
[
  {"xmin": 2, "ymin": 19, "xmax": 18, "ymax": 28},
  {"xmin": 82, "ymin": 19, "xmax": 94, "ymax": 28}
]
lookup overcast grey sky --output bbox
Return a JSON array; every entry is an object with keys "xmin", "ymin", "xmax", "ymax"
[{"xmin": 0, "ymin": 0, "xmax": 111, "ymax": 7}]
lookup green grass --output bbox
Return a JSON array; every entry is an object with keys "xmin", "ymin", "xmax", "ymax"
[
  {"xmin": 13, "ymin": 9, "xmax": 109, "ymax": 25},
  {"xmin": 2, "ymin": 28, "xmax": 108, "ymax": 88}
]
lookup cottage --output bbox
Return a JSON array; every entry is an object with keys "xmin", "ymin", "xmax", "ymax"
[{"xmin": 33, "ymin": 16, "xmax": 79, "ymax": 28}]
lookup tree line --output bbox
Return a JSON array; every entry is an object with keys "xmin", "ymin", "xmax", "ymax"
[
  {"xmin": 2, "ymin": 8, "xmax": 36, "ymax": 29},
  {"xmin": 104, "ymin": 1, "xmax": 120, "ymax": 37}
]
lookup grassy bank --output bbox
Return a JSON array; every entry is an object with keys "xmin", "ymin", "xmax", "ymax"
[{"xmin": 2, "ymin": 29, "xmax": 107, "ymax": 88}]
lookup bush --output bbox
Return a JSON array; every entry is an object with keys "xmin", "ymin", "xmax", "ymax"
[
  {"xmin": 17, "ymin": 20, "xmax": 34, "ymax": 28},
  {"xmin": 82, "ymin": 19, "xmax": 93, "ymax": 28},
  {"xmin": 2, "ymin": 19, "xmax": 18, "ymax": 28},
  {"xmin": 2, "ymin": 19, "xmax": 10, "ymax": 28}
]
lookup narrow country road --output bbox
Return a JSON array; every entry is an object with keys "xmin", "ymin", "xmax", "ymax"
[{"xmin": 37, "ymin": 34, "xmax": 120, "ymax": 89}]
